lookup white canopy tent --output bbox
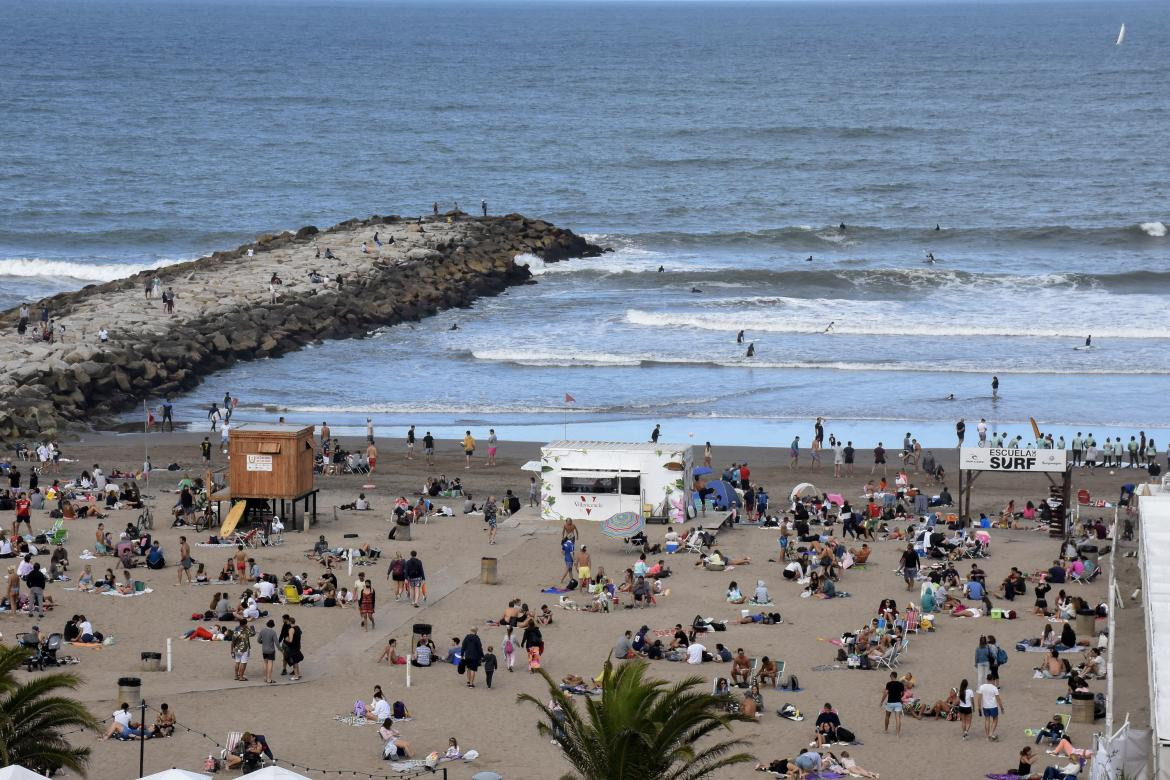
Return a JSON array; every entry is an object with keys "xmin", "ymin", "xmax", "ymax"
[
  {"xmin": 137, "ymin": 770, "xmax": 211, "ymax": 780},
  {"xmin": 1139, "ymin": 484, "xmax": 1170, "ymax": 778},
  {"xmin": 0, "ymin": 767, "xmax": 48, "ymax": 780},
  {"xmin": 235, "ymin": 768, "xmax": 313, "ymax": 780}
]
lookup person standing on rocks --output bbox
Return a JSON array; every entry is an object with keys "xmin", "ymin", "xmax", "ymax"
[
  {"xmin": 481, "ymin": 200, "xmax": 488, "ymax": 217},
  {"xmin": 164, "ymin": 287, "xmax": 175, "ymax": 315},
  {"xmin": 161, "ymin": 397, "xmax": 174, "ymax": 431},
  {"xmin": 433, "ymin": 202, "xmax": 439, "ymax": 216},
  {"xmin": 17, "ymin": 304, "xmax": 29, "ymax": 335}
]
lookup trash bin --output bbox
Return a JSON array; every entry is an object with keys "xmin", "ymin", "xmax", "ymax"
[
  {"xmin": 1071, "ymin": 691, "xmax": 1095, "ymax": 724},
  {"xmin": 117, "ymin": 676, "xmax": 142, "ymax": 707},
  {"xmin": 140, "ymin": 652, "xmax": 162, "ymax": 672},
  {"xmin": 1075, "ymin": 610, "xmax": 1097, "ymax": 638},
  {"xmin": 481, "ymin": 557, "xmax": 498, "ymax": 585}
]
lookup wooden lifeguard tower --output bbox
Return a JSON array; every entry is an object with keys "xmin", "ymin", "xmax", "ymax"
[{"xmin": 224, "ymin": 422, "xmax": 318, "ymax": 532}]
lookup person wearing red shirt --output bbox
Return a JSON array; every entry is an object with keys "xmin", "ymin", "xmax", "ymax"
[
  {"xmin": 739, "ymin": 464, "xmax": 751, "ymax": 489},
  {"xmin": 13, "ymin": 494, "xmax": 32, "ymax": 536}
]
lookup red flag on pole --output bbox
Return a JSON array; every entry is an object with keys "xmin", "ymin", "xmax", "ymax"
[
  {"xmin": 146, "ymin": 405, "xmax": 155, "ymax": 429},
  {"xmin": 564, "ymin": 393, "xmax": 575, "ymax": 404}
]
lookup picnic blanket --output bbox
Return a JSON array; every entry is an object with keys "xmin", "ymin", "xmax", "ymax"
[
  {"xmin": 541, "ymin": 587, "xmax": 571, "ymax": 594},
  {"xmin": 196, "ymin": 542, "xmax": 237, "ymax": 549},
  {"xmin": 334, "ymin": 715, "xmax": 379, "ymax": 727},
  {"xmin": 67, "ymin": 642, "xmax": 104, "ymax": 649},
  {"xmin": 102, "ymin": 588, "xmax": 154, "ymax": 597}
]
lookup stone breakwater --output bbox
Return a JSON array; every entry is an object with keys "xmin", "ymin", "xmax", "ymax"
[{"xmin": 0, "ymin": 213, "xmax": 602, "ymax": 440}]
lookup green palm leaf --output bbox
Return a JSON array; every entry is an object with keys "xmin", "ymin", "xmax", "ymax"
[
  {"xmin": 0, "ymin": 644, "xmax": 100, "ymax": 775},
  {"xmin": 519, "ymin": 655, "xmax": 754, "ymax": 780}
]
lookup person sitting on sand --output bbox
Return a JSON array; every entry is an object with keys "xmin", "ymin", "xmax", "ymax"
[
  {"xmin": 378, "ymin": 637, "xmax": 406, "ymax": 665},
  {"xmin": 850, "ymin": 544, "xmax": 872, "ymax": 564},
  {"xmin": 338, "ymin": 493, "xmax": 370, "ymax": 511},
  {"xmin": 839, "ymin": 750, "xmax": 880, "ymax": 779},
  {"xmin": 116, "ymin": 569, "xmax": 135, "ymax": 595},
  {"xmin": 1038, "ymin": 648, "xmax": 1068, "ymax": 678},
  {"xmin": 758, "ymin": 656, "xmax": 778, "ymax": 687},
  {"xmin": 77, "ymin": 564, "xmax": 94, "ymax": 591},
  {"xmin": 726, "ymin": 580, "xmax": 746, "ymax": 604}
]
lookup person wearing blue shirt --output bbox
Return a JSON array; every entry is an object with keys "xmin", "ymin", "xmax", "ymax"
[
  {"xmin": 560, "ymin": 538, "xmax": 575, "ymax": 584},
  {"xmin": 145, "ymin": 541, "xmax": 166, "ymax": 570},
  {"xmin": 964, "ymin": 579, "xmax": 984, "ymax": 600}
]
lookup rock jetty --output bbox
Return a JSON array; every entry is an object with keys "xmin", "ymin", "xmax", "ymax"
[{"xmin": 0, "ymin": 213, "xmax": 602, "ymax": 440}]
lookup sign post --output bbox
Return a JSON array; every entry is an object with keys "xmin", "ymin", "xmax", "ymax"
[{"xmin": 957, "ymin": 448, "xmax": 1071, "ymax": 529}]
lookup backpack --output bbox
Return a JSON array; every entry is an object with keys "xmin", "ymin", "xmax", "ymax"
[
  {"xmin": 391, "ymin": 559, "xmax": 405, "ymax": 577},
  {"xmin": 996, "ymin": 647, "xmax": 1009, "ymax": 666},
  {"xmin": 392, "ymin": 701, "xmax": 408, "ymax": 719},
  {"xmin": 785, "ymin": 675, "xmax": 801, "ymax": 691},
  {"xmin": 836, "ymin": 726, "xmax": 855, "ymax": 744}
]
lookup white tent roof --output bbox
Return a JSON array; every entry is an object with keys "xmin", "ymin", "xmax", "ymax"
[
  {"xmin": 236, "ymin": 768, "xmax": 313, "ymax": 780},
  {"xmin": 1139, "ymin": 487, "xmax": 1170, "ymax": 744},
  {"xmin": 0, "ymin": 767, "xmax": 48, "ymax": 780},
  {"xmin": 137, "ymin": 770, "xmax": 211, "ymax": 780}
]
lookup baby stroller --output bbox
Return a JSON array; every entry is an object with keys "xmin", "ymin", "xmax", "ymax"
[{"xmin": 18, "ymin": 632, "xmax": 63, "ymax": 671}]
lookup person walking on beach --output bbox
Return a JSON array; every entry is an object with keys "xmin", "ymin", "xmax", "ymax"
[
  {"xmin": 991, "ymin": 375, "xmax": 1000, "ymax": 399},
  {"xmin": 201, "ymin": 437, "xmax": 211, "ymax": 465},
  {"xmin": 977, "ymin": 418, "xmax": 987, "ymax": 446},
  {"xmin": 366, "ymin": 417, "xmax": 375, "ymax": 443},
  {"xmin": 789, "ymin": 436, "xmax": 800, "ymax": 468},
  {"xmin": 406, "ymin": 425, "xmax": 416, "ymax": 460},
  {"xmin": 880, "ymin": 671, "xmax": 905, "ymax": 737},
  {"xmin": 461, "ymin": 627, "xmax": 484, "ymax": 687},
  {"xmin": 871, "ymin": 443, "xmax": 887, "ymax": 476},
  {"xmin": 956, "ymin": 419, "xmax": 965, "ymax": 447},
  {"xmin": 650, "ymin": 424, "xmax": 661, "ymax": 443},
  {"xmin": 484, "ymin": 496, "xmax": 498, "ymax": 544},
  {"xmin": 704, "ymin": 441, "xmax": 712, "ymax": 467},
  {"xmin": 529, "ymin": 476, "xmax": 539, "ymax": 508},
  {"xmin": 405, "ymin": 551, "xmax": 425, "ymax": 608},
  {"xmin": 463, "ymin": 430, "xmax": 476, "ymax": 469},
  {"xmin": 231, "ymin": 618, "xmax": 255, "ymax": 682},
  {"xmin": 487, "ymin": 428, "xmax": 498, "ymax": 466},
  {"xmin": 223, "ymin": 392, "xmax": 233, "ymax": 423},
  {"xmin": 956, "ymin": 678, "xmax": 975, "ymax": 738},
  {"xmin": 833, "ymin": 439, "xmax": 845, "ymax": 478},
  {"xmin": 285, "ymin": 616, "xmax": 303, "ymax": 680},
  {"xmin": 977, "ymin": 673, "xmax": 1003, "ymax": 741},
  {"xmin": 899, "ymin": 544, "xmax": 919, "ymax": 591},
  {"xmin": 320, "ymin": 421, "xmax": 330, "ymax": 448},
  {"xmin": 258, "ymin": 619, "xmax": 278, "ymax": 684},
  {"xmin": 560, "ymin": 536, "xmax": 575, "ymax": 584},
  {"xmin": 208, "ymin": 403, "xmax": 220, "ymax": 432},
  {"xmin": 575, "ymin": 545, "xmax": 592, "ymax": 586},
  {"xmin": 844, "ymin": 441, "xmax": 855, "ymax": 476},
  {"xmin": 423, "ymin": 431, "xmax": 435, "ymax": 467},
  {"xmin": 974, "ymin": 635, "xmax": 991, "ymax": 687},
  {"xmin": 178, "ymin": 536, "xmax": 192, "ymax": 585},
  {"xmin": 366, "ymin": 441, "xmax": 378, "ymax": 474},
  {"xmin": 814, "ymin": 417, "xmax": 824, "ymax": 447},
  {"xmin": 503, "ymin": 626, "xmax": 517, "ymax": 672},
  {"xmin": 483, "ymin": 645, "xmax": 498, "ymax": 687},
  {"xmin": 359, "ymin": 580, "xmax": 376, "ymax": 631}
]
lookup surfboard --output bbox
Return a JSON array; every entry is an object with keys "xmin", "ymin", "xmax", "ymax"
[
  {"xmin": 219, "ymin": 500, "xmax": 246, "ymax": 538},
  {"xmin": 663, "ymin": 461, "xmax": 685, "ymax": 471},
  {"xmin": 1029, "ymin": 417, "xmax": 1042, "ymax": 440},
  {"xmin": 1116, "ymin": 23, "xmax": 1126, "ymax": 45}
]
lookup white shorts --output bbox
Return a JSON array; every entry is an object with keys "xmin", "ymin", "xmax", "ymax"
[{"xmin": 233, "ymin": 651, "xmax": 250, "ymax": 664}]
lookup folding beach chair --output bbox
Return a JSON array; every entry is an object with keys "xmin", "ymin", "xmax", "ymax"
[
  {"xmin": 41, "ymin": 518, "xmax": 67, "ymax": 545},
  {"xmin": 874, "ymin": 644, "xmax": 899, "ymax": 672},
  {"xmin": 232, "ymin": 528, "xmax": 260, "ymax": 549},
  {"xmin": 902, "ymin": 607, "xmax": 920, "ymax": 635}
]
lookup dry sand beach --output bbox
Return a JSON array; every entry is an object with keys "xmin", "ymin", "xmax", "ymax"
[{"xmin": 1, "ymin": 429, "xmax": 1123, "ymax": 779}]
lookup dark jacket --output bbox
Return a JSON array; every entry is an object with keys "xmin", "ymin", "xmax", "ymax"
[{"xmin": 461, "ymin": 633, "xmax": 484, "ymax": 664}]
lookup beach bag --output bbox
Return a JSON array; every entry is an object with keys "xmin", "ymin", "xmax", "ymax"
[
  {"xmin": 503, "ymin": 639, "xmax": 514, "ymax": 655},
  {"xmin": 837, "ymin": 648, "xmax": 848, "ymax": 662},
  {"xmin": 996, "ymin": 647, "xmax": 1009, "ymax": 666},
  {"xmin": 566, "ymin": 578, "xmax": 578, "ymax": 591},
  {"xmin": 392, "ymin": 701, "xmax": 408, "ymax": 719},
  {"xmin": 836, "ymin": 726, "xmax": 855, "ymax": 743},
  {"xmin": 785, "ymin": 674, "xmax": 801, "ymax": 691}
]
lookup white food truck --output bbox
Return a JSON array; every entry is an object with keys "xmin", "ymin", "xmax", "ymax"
[{"xmin": 536, "ymin": 440, "xmax": 693, "ymax": 523}]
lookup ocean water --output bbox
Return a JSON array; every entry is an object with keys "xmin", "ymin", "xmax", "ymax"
[{"xmin": 4, "ymin": 0, "xmax": 1168, "ymax": 446}]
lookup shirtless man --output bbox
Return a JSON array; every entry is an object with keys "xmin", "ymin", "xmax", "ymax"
[
  {"xmin": 730, "ymin": 648, "xmax": 752, "ymax": 686},
  {"xmin": 178, "ymin": 536, "xmax": 193, "ymax": 585},
  {"xmin": 366, "ymin": 442, "xmax": 378, "ymax": 474},
  {"xmin": 561, "ymin": 518, "xmax": 579, "ymax": 543},
  {"xmin": 233, "ymin": 545, "xmax": 247, "ymax": 583},
  {"xmin": 575, "ymin": 546, "xmax": 592, "ymax": 586}
]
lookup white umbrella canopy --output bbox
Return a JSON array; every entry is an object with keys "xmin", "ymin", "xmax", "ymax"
[
  {"xmin": 790, "ymin": 482, "xmax": 818, "ymax": 502},
  {"xmin": 237, "ymin": 768, "xmax": 313, "ymax": 780},
  {"xmin": 0, "ymin": 768, "xmax": 49, "ymax": 780},
  {"xmin": 137, "ymin": 770, "xmax": 211, "ymax": 780}
]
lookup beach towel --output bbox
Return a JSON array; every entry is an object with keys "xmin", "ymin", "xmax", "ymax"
[
  {"xmin": 334, "ymin": 715, "xmax": 379, "ymax": 727},
  {"xmin": 67, "ymin": 642, "xmax": 104, "ymax": 649},
  {"xmin": 102, "ymin": 588, "xmax": 154, "ymax": 597},
  {"xmin": 541, "ymin": 587, "xmax": 570, "ymax": 594}
]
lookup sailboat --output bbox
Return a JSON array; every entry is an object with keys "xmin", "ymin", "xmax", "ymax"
[{"xmin": 1116, "ymin": 23, "xmax": 1126, "ymax": 45}]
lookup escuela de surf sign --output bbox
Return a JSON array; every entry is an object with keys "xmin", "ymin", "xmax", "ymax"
[{"xmin": 960, "ymin": 448, "xmax": 1068, "ymax": 473}]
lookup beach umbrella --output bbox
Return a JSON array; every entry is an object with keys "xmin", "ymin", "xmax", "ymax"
[
  {"xmin": 0, "ymin": 767, "xmax": 47, "ymax": 780},
  {"xmin": 705, "ymin": 480, "xmax": 741, "ymax": 510},
  {"xmin": 236, "ymin": 768, "xmax": 312, "ymax": 780},
  {"xmin": 692, "ymin": 466, "xmax": 713, "ymax": 477},
  {"xmin": 137, "ymin": 770, "xmax": 211, "ymax": 780},
  {"xmin": 790, "ymin": 482, "xmax": 818, "ymax": 502},
  {"xmin": 600, "ymin": 511, "xmax": 644, "ymax": 538}
]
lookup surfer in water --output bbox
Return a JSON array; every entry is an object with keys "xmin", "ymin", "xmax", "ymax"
[
  {"xmin": 745, "ymin": 343, "xmax": 755, "ymax": 357},
  {"xmin": 935, "ymin": 224, "xmax": 941, "ymax": 231},
  {"xmin": 736, "ymin": 330, "xmax": 744, "ymax": 344},
  {"xmin": 806, "ymin": 255, "xmax": 813, "ymax": 262},
  {"xmin": 991, "ymin": 375, "xmax": 1000, "ymax": 399},
  {"xmin": 658, "ymin": 265, "xmax": 665, "ymax": 273},
  {"xmin": 823, "ymin": 321, "xmax": 835, "ymax": 334},
  {"xmin": 925, "ymin": 252, "xmax": 936, "ymax": 264},
  {"xmin": 945, "ymin": 393, "xmax": 955, "ymax": 401},
  {"xmin": 690, "ymin": 287, "xmax": 702, "ymax": 293},
  {"xmin": 449, "ymin": 323, "xmax": 459, "ymax": 331},
  {"xmin": 1085, "ymin": 335, "xmax": 1092, "ymax": 347},
  {"xmin": 839, "ymin": 222, "xmax": 846, "ymax": 232}
]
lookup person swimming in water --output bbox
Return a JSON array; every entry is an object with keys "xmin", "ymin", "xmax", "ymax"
[
  {"xmin": 935, "ymin": 223, "xmax": 941, "ymax": 231},
  {"xmin": 839, "ymin": 222, "xmax": 846, "ymax": 231},
  {"xmin": 945, "ymin": 393, "xmax": 955, "ymax": 400},
  {"xmin": 658, "ymin": 265, "xmax": 664, "ymax": 273},
  {"xmin": 691, "ymin": 287, "xmax": 702, "ymax": 293},
  {"xmin": 450, "ymin": 323, "xmax": 459, "ymax": 331},
  {"xmin": 925, "ymin": 252, "xmax": 936, "ymax": 264},
  {"xmin": 745, "ymin": 343, "xmax": 755, "ymax": 357},
  {"xmin": 736, "ymin": 330, "xmax": 744, "ymax": 344},
  {"xmin": 806, "ymin": 255, "xmax": 813, "ymax": 262}
]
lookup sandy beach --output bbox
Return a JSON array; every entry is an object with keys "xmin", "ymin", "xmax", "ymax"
[{"xmin": 0, "ymin": 428, "xmax": 1124, "ymax": 779}]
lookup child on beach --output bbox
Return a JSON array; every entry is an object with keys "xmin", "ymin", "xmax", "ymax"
[
  {"xmin": 503, "ymin": 626, "xmax": 516, "ymax": 672},
  {"xmin": 484, "ymin": 646, "xmax": 498, "ymax": 688}
]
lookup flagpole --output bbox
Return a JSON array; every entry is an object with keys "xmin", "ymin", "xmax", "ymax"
[{"xmin": 143, "ymin": 398, "xmax": 149, "ymax": 485}]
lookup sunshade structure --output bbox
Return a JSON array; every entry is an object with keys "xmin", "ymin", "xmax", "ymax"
[
  {"xmin": 692, "ymin": 466, "xmax": 713, "ymax": 477},
  {"xmin": 238, "ymin": 768, "xmax": 312, "ymax": 780},
  {"xmin": 704, "ymin": 480, "xmax": 742, "ymax": 510},
  {"xmin": 0, "ymin": 767, "xmax": 48, "ymax": 780},
  {"xmin": 600, "ymin": 511, "xmax": 644, "ymax": 538},
  {"xmin": 790, "ymin": 482, "xmax": 819, "ymax": 502},
  {"xmin": 137, "ymin": 770, "xmax": 211, "ymax": 780}
]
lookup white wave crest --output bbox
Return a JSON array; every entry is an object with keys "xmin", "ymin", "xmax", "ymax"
[
  {"xmin": 471, "ymin": 348, "xmax": 642, "ymax": 367},
  {"xmin": 0, "ymin": 257, "xmax": 174, "ymax": 282},
  {"xmin": 624, "ymin": 308, "xmax": 1170, "ymax": 340},
  {"xmin": 1140, "ymin": 221, "xmax": 1167, "ymax": 237}
]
